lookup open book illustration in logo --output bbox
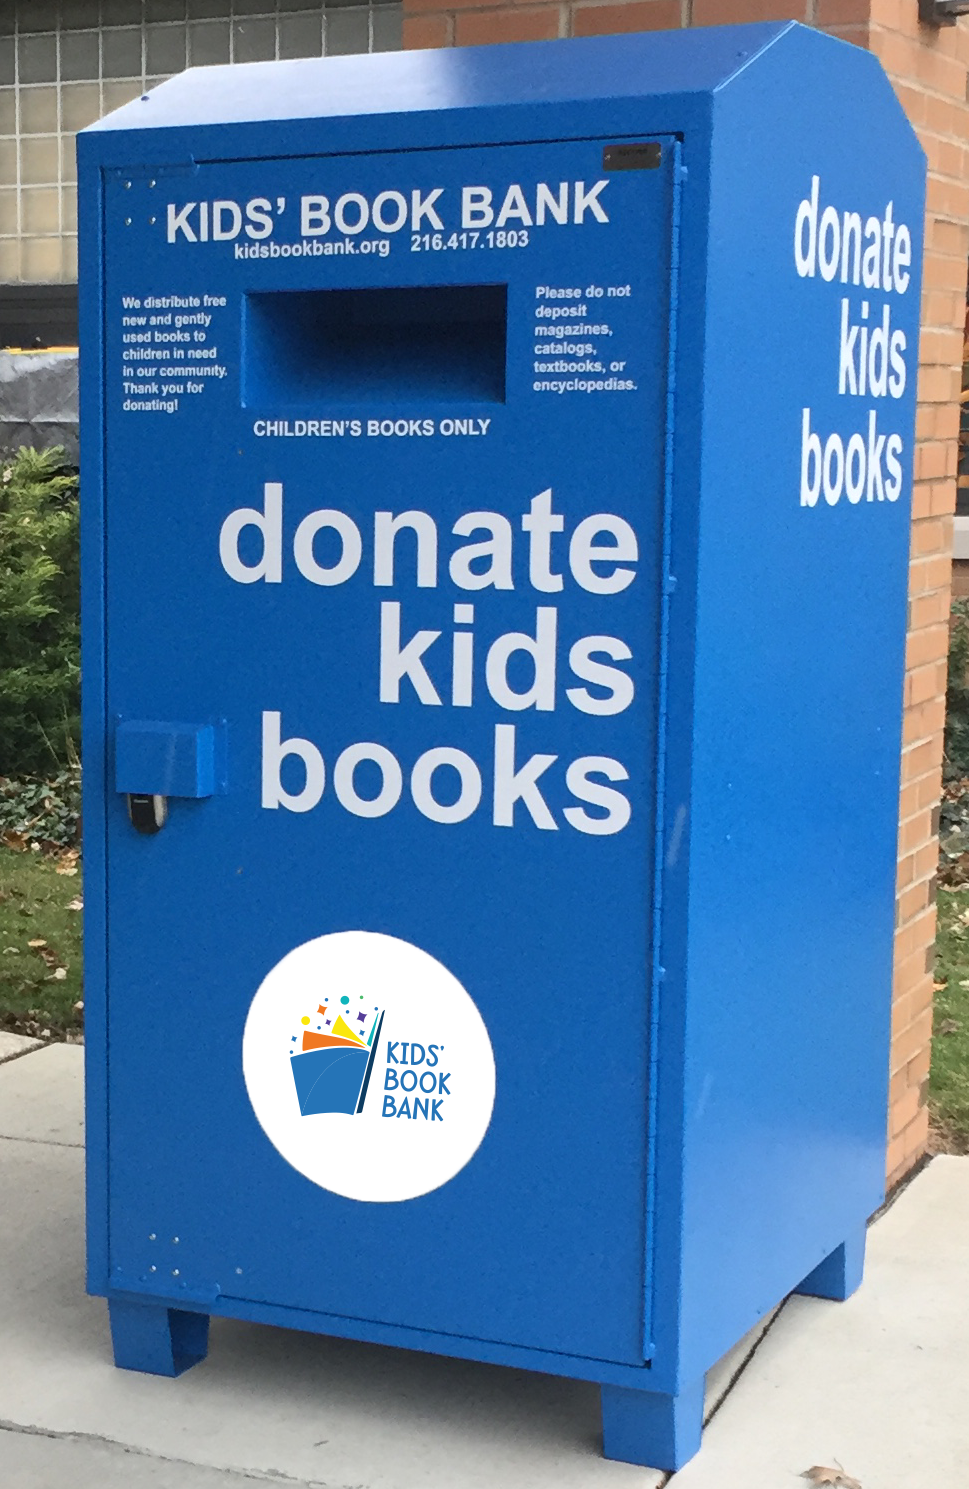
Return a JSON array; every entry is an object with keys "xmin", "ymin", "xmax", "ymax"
[{"xmin": 289, "ymin": 1000, "xmax": 384, "ymax": 1118}]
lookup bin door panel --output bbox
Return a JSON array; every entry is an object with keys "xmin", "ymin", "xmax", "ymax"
[{"xmin": 102, "ymin": 136, "xmax": 675, "ymax": 1366}]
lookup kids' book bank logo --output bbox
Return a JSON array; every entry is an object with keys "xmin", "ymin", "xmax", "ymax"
[
  {"xmin": 289, "ymin": 1001, "xmax": 385, "ymax": 1117},
  {"xmin": 242, "ymin": 931, "xmax": 495, "ymax": 1203}
]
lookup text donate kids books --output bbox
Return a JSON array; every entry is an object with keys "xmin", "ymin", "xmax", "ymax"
[{"xmin": 289, "ymin": 1003, "xmax": 385, "ymax": 1117}]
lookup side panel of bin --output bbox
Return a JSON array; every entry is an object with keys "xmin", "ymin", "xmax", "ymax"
[
  {"xmin": 95, "ymin": 134, "xmax": 676, "ymax": 1367},
  {"xmin": 651, "ymin": 27, "xmax": 925, "ymax": 1390},
  {"xmin": 80, "ymin": 137, "xmax": 110, "ymax": 1293}
]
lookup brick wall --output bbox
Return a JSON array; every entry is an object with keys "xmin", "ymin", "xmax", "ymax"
[
  {"xmin": 403, "ymin": 0, "xmax": 969, "ymax": 1186},
  {"xmin": 868, "ymin": 1, "xmax": 968, "ymax": 1185}
]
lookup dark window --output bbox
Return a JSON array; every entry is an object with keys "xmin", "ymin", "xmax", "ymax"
[{"xmin": 0, "ymin": 284, "xmax": 79, "ymax": 348}]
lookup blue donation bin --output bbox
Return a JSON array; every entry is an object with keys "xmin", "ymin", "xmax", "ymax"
[{"xmin": 79, "ymin": 23, "xmax": 925, "ymax": 1471}]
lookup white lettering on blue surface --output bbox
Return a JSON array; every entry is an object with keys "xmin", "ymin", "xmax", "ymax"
[
  {"xmin": 793, "ymin": 176, "xmax": 913, "ymax": 513},
  {"xmin": 162, "ymin": 182, "xmax": 609, "ymax": 245},
  {"xmin": 230, "ymin": 481, "xmax": 638, "ymax": 835}
]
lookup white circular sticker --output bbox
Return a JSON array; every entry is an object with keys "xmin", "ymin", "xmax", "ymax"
[{"xmin": 242, "ymin": 931, "xmax": 496, "ymax": 1203}]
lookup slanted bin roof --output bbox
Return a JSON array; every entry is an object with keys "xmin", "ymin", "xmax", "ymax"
[{"xmin": 86, "ymin": 22, "xmax": 796, "ymax": 134}]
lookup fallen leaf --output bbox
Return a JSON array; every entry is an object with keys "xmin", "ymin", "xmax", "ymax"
[
  {"xmin": 73, "ymin": 1000, "xmax": 83, "ymax": 1013},
  {"xmin": 933, "ymin": 980, "xmax": 947, "ymax": 991},
  {"xmin": 66, "ymin": 897, "xmax": 83, "ymax": 911},
  {"xmin": 54, "ymin": 865, "xmax": 77, "ymax": 877},
  {"xmin": 0, "ymin": 830, "xmax": 27, "ymax": 852},
  {"xmin": 27, "ymin": 938, "xmax": 47, "ymax": 949},
  {"xmin": 938, "ymin": 1018, "xmax": 960, "ymax": 1035},
  {"xmin": 2, "ymin": 946, "xmax": 21, "ymax": 955},
  {"xmin": 801, "ymin": 1467, "xmax": 862, "ymax": 1489},
  {"xmin": 51, "ymin": 967, "xmax": 67, "ymax": 981}
]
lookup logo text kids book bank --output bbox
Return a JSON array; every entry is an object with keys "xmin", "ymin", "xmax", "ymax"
[{"xmin": 243, "ymin": 930, "xmax": 495, "ymax": 1203}]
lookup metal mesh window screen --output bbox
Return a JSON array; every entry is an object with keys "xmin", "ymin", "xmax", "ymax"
[{"xmin": 0, "ymin": 1, "xmax": 403, "ymax": 286}]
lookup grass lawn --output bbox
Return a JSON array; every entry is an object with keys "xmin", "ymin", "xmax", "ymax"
[
  {"xmin": 0, "ymin": 846, "xmax": 83, "ymax": 1038},
  {"xmin": 930, "ymin": 885, "xmax": 969, "ymax": 1153}
]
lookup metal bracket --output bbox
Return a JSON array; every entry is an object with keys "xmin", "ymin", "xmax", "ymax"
[{"xmin": 918, "ymin": 0, "xmax": 969, "ymax": 24}]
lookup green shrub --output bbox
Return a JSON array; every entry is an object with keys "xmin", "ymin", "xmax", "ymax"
[
  {"xmin": 0, "ymin": 447, "xmax": 80, "ymax": 776},
  {"xmin": 0, "ymin": 769, "xmax": 82, "ymax": 849}
]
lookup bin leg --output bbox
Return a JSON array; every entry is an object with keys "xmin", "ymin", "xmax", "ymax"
[
  {"xmin": 108, "ymin": 1298, "xmax": 209, "ymax": 1377},
  {"xmin": 600, "ymin": 1377, "xmax": 705, "ymax": 1471},
  {"xmin": 793, "ymin": 1225, "xmax": 866, "ymax": 1302}
]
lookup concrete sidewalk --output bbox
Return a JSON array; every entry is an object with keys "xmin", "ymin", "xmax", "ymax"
[{"xmin": 0, "ymin": 1037, "xmax": 966, "ymax": 1489}]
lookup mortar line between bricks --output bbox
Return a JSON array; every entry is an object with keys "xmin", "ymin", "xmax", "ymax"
[
  {"xmin": 0, "ymin": 1132, "xmax": 83, "ymax": 1149},
  {"xmin": 0, "ymin": 1418, "xmax": 355, "ymax": 1489}
]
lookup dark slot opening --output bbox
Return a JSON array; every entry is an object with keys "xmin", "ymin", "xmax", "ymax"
[{"xmin": 243, "ymin": 283, "xmax": 507, "ymax": 405}]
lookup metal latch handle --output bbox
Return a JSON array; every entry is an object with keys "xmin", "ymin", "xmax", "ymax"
[{"xmin": 126, "ymin": 793, "xmax": 168, "ymax": 835}]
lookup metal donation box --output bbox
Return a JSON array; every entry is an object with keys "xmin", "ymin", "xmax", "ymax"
[{"xmin": 79, "ymin": 22, "xmax": 925, "ymax": 1471}]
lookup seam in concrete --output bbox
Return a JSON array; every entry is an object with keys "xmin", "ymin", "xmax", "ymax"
[
  {"xmin": 702, "ymin": 1301, "xmax": 787, "ymax": 1431},
  {"xmin": 650, "ymin": 1301, "xmax": 791, "ymax": 1489},
  {"xmin": 0, "ymin": 1041, "xmax": 46, "ymax": 1067},
  {"xmin": 0, "ymin": 1418, "xmax": 360, "ymax": 1489},
  {"xmin": 0, "ymin": 1132, "xmax": 84, "ymax": 1150}
]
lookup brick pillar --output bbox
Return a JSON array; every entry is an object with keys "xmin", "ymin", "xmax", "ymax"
[
  {"xmin": 867, "ymin": 3, "xmax": 968, "ymax": 1184},
  {"xmin": 402, "ymin": 0, "xmax": 969, "ymax": 1186}
]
